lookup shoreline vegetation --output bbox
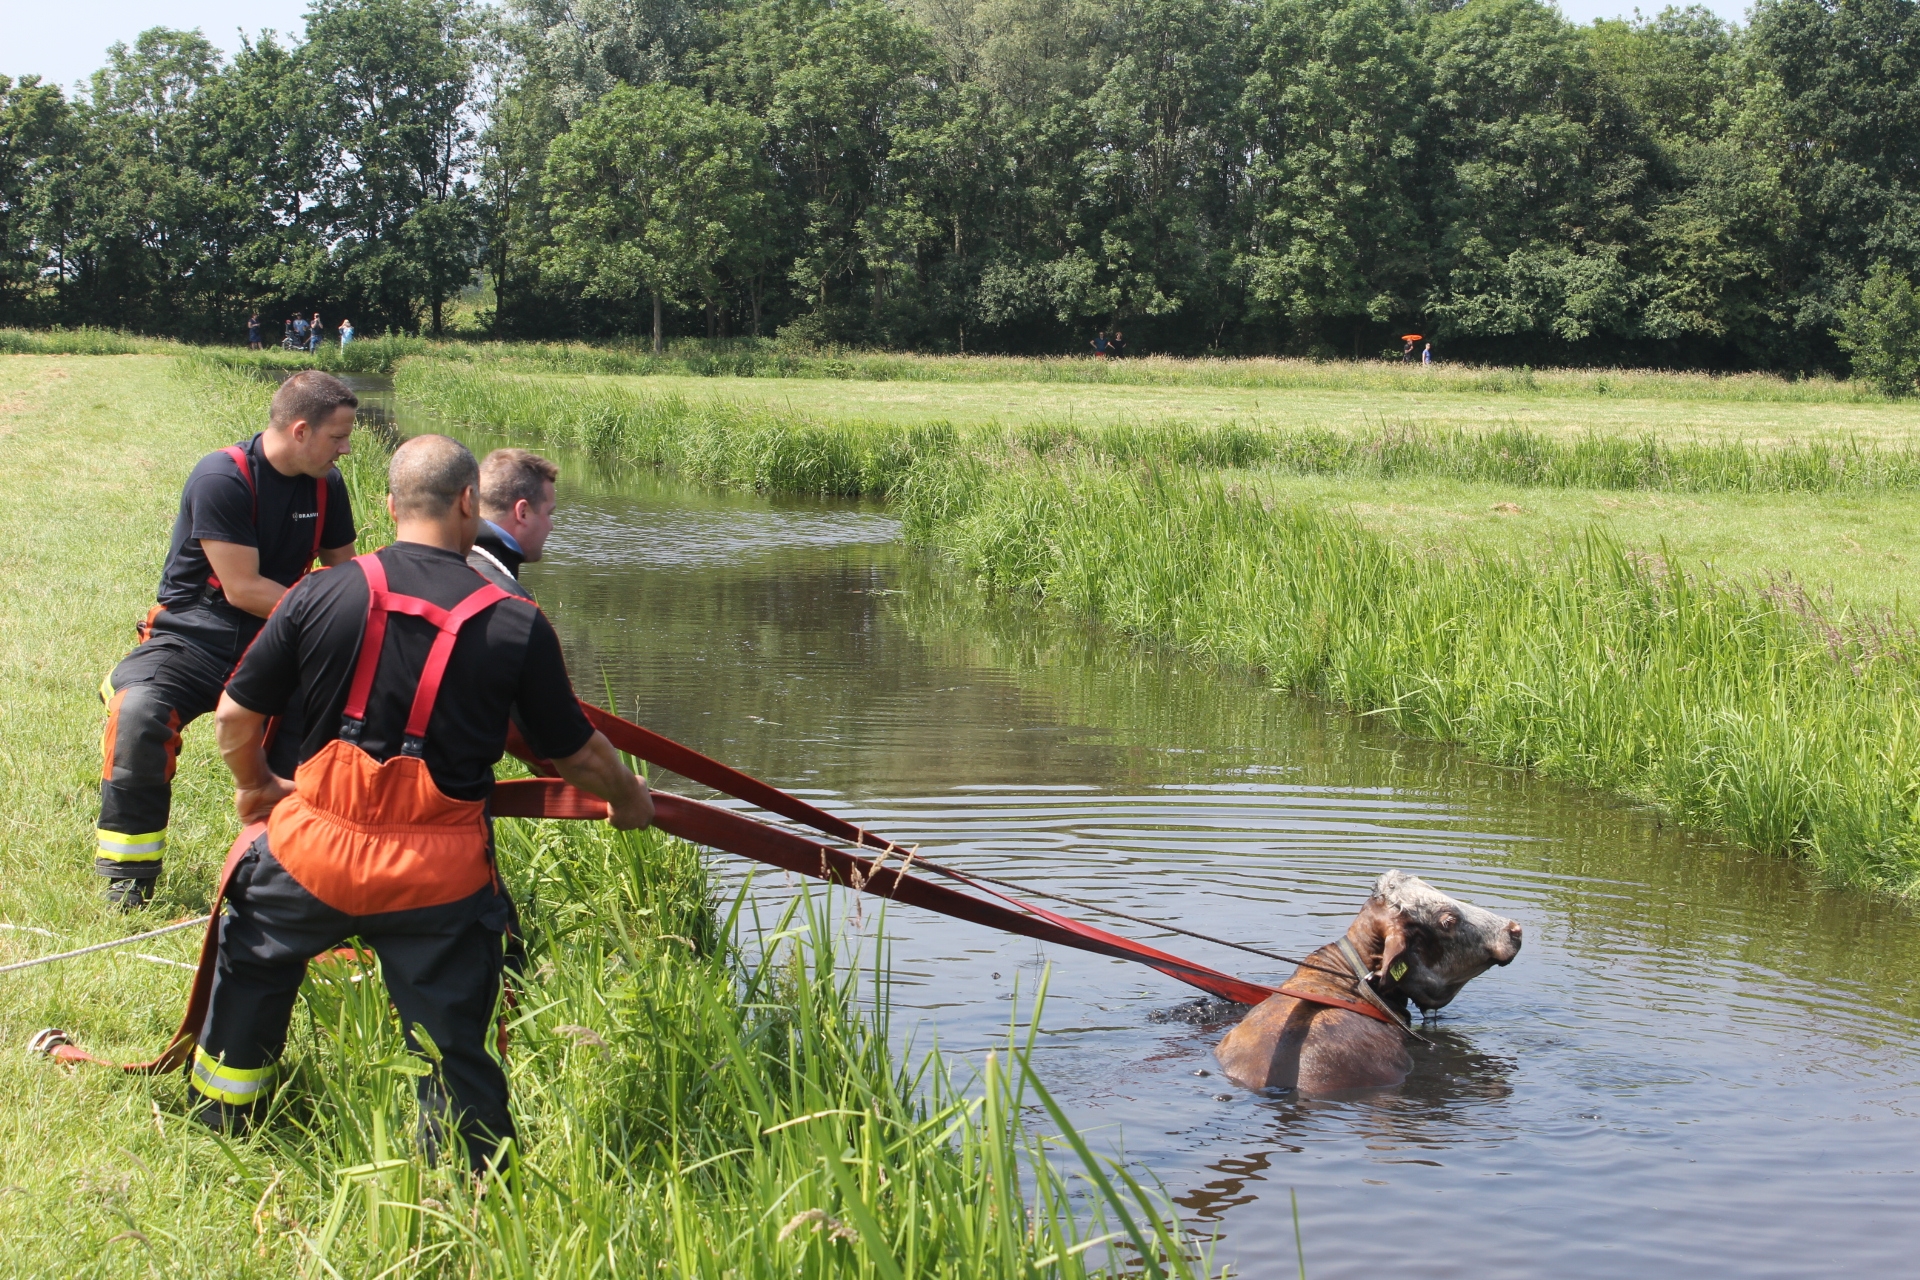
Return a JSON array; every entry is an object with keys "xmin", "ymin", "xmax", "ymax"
[
  {"xmin": 2, "ymin": 325, "xmax": 1908, "ymax": 404},
  {"xmin": 389, "ymin": 355, "xmax": 1920, "ymax": 898},
  {"xmin": 0, "ymin": 355, "xmax": 1209, "ymax": 1277}
]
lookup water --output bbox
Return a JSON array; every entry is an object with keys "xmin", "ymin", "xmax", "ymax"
[{"xmin": 402, "ymin": 397, "xmax": 1920, "ymax": 1278}]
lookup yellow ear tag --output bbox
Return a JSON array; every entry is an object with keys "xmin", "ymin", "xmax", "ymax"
[{"xmin": 1389, "ymin": 960, "xmax": 1408, "ymax": 982}]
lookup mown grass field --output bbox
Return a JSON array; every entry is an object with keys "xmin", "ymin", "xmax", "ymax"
[
  {"xmin": 396, "ymin": 357, "xmax": 1920, "ymax": 897},
  {"xmin": 0, "ymin": 355, "xmax": 1200, "ymax": 1278},
  {"xmin": 553, "ymin": 372, "xmax": 1920, "ymax": 445}
]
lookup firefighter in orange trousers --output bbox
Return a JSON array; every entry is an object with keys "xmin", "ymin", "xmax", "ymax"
[{"xmin": 199, "ymin": 434, "xmax": 653, "ymax": 1169}]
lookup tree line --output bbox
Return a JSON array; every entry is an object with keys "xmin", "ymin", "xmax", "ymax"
[{"xmin": 5, "ymin": 0, "xmax": 1920, "ymax": 369}]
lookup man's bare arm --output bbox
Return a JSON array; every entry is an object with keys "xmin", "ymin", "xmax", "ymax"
[
  {"xmin": 214, "ymin": 691, "xmax": 295, "ymax": 823},
  {"xmin": 202, "ymin": 540, "xmax": 287, "ymax": 618},
  {"xmin": 319, "ymin": 543, "xmax": 356, "ymax": 567},
  {"xmin": 552, "ymin": 731, "xmax": 654, "ymax": 830}
]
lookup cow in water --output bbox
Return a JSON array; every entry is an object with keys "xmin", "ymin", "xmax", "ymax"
[{"xmin": 1215, "ymin": 870, "xmax": 1523, "ymax": 1092}]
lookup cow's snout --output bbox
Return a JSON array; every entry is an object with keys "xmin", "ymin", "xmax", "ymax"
[{"xmin": 1488, "ymin": 919, "xmax": 1523, "ymax": 966}]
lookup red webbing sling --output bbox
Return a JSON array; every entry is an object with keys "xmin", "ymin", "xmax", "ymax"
[
  {"xmin": 48, "ymin": 702, "xmax": 1288, "ymax": 1075},
  {"xmin": 495, "ymin": 704, "xmax": 1284, "ymax": 1008},
  {"xmin": 44, "ymin": 824, "xmax": 262, "ymax": 1073}
]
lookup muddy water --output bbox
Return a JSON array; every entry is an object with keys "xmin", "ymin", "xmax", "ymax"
[{"xmin": 406, "ymin": 398, "xmax": 1920, "ymax": 1277}]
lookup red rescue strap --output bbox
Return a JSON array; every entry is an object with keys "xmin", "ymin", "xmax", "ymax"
[
  {"xmin": 494, "ymin": 776, "xmax": 1280, "ymax": 1006},
  {"xmin": 496, "ymin": 704, "xmax": 1292, "ymax": 1009},
  {"xmin": 43, "ymin": 824, "xmax": 262, "ymax": 1073},
  {"xmin": 49, "ymin": 695, "xmax": 1389, "ymax": 1076}
]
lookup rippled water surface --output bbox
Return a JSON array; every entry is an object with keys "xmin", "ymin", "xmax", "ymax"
[{"xmin": 432, "ymin": 415, "xmax": 1920, "ymax": 1278}]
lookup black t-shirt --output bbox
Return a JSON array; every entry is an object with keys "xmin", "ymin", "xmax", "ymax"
[
  {"xmin": 156, "ymin": 435, "xmax": 355, "ymax": 623},
  {"xmin": 225, "ymin": 542, "xmax": 595, "ymax": 801}
]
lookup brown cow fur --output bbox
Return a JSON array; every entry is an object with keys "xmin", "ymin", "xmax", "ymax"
[{"xmin": 1214, "ymin": 873, "xmax": 1521, "ymax": 1092}]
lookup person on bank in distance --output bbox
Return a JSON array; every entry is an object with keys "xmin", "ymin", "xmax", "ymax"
[
  {"xmin": 95, "ymin": 371, "xmax": 359, "ymax": 908},
  {"xmin": 467, "ymin": 448, "xmax": 558, "ymax": 601},
  {"xmin": 339, "ymin": 318, "xmax": 354, "ymax": 347},
  {"xmin": 198, "ymin": 435, "xmax": 653, "ymax": 1170}
]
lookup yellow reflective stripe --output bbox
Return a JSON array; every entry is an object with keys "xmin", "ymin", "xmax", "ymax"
[
  {"xmin": 95, "ymin": 829, "xmax": 166, "ymax": 860},
  {"xmin": 190, "ymin": 1047, "xmax": 276, "ymax": 1105},
  {"xmin": 99, "ymin": 671, "xmax": 114, "ymax": 702}
]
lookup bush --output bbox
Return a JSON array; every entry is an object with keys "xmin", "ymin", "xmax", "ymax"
[{"xmin": 1833, "ymin": 263, "xmax": 1920, "ymax": 397}]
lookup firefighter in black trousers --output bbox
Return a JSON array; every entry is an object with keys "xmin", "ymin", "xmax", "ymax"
[
  {"xmin": 202, "ymin": 434, "xmax": 653, "ymax": 1170},
  {"xmin": 96, "ymin": 371, "xmax": 360, "ymax": 908}
]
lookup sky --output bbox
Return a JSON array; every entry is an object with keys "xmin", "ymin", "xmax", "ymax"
[{"xmin": 4, "ymin": 0, "xmax": 1755, "ymax": 96}]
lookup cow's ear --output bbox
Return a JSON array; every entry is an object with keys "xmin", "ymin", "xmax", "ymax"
[{"xmin": 1360, "ymin": 897, "xmax": 1412, "ymax": 985}]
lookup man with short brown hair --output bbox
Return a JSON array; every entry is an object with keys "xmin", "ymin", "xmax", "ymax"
[
  {"xmin": 95, "ymin": 370, "xmax": 359, "ymax": 908},
  {"xmin": 467, "ymin": 448, "xmax": 559, "ymax": 600}
]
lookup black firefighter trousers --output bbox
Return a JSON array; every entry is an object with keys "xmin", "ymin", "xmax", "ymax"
[
  {"xmin": 193, "ymin": 831, "xmax": 515, "ymax": 1170},
  {"xmin": 97, "ymin": 607, "xmax": 300, "ymax": 883}
]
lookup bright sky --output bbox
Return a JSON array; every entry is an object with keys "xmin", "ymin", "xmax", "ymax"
[{"xmin": 4, "ymin": 0, "xmax": 1754, "ymax": 96}]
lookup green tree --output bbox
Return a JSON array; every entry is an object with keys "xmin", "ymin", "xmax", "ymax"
[
  {"xmin": 541, "ymin": 81, "xmax": 768, "ymax": 351},
  {"xmin": 303, "ymin": 0, "xmax": 485, "ymax": 333},
  {"xmin": 1241, "ymin": 0, "xmax": 1427, "ymax": 351},
  {"xmin": 1834, "ymin": 262, "xmax": 1920, "ymax": 395},
  {"xmin": 1422, "ymin": 0, "xmax": 1660, "ymax": 351},
  {"xmin": 0, "ymin": 76, "xmax": 75, "ymax": 325},
  {"xmin": 1750, "ymin": 0, "xmax": 1920, "ymax": 361},
  {"xmin": 709, "ymin": 0, "xmax": 940, "ymax": 342}
]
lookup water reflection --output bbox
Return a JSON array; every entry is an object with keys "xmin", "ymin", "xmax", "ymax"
[{"xmin": 418, "ymin": 422, "xmax": 1920, "ymax": 1278}]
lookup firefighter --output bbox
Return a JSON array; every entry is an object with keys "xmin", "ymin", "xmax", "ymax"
[
  {"xmin": 200, "ymin": 434, "xmax": 652, "ymax": 1170},
  {"xmin": 466, "ymin": 447, "xmax": 558, "ymax": 601},
  {"xmin": 97, "ymin": 371, "xmax": 359, "ymax": 908}
]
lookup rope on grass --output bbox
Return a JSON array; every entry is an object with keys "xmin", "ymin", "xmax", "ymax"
[{"xmin": 0, "ymin": 919, "xmax": 201, "ymax": 975}]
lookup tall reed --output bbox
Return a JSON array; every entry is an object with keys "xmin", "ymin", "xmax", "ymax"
[
  {"xmin": 401, "ymin": 361, "xmax": 1920, "ymax": 497},
  {"xmin": 242, "ymin": 818, "xmax": 1208, "ymax": 1278},
  {"xmin": 898, "ymin": 458, "xmax": 1920, "ymax": 894}
]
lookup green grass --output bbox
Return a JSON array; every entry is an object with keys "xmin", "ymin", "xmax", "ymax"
[
  {"xmin": 0, "ymin": 328, "xmax": 184, "ymax": 356},
  {"xmin": 399, "ymin": 360, "xmax": 1920, "ymax": 503},
  {"xmin": 0, "ymin": 355, "xmax": 1206, "ymax": 1278},
  {"xmin": 12, "ymin": 324, "xmax": 1910, "ymax": 407},
  {"xmin": 515, "ymin": 370, "xmax": 1920, "ymax": 443},
  {"xmin": 900, "ymin": 460, "xmax": 1920, "ymax": 894},
  {"xmin": 1234, "ymin": 474, "xmax": 1920, "ymax": 620}
]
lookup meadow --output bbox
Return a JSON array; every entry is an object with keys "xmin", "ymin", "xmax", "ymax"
[
  {"xmin": 0, "ymin": 355, "xmax": 1205, "ymax": 1278},
  {"xmin": 395, "ymin": 357, "xmax": 1920, "ymax": 895}
]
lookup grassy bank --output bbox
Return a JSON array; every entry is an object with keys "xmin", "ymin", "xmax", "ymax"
[
  {"xmin": 904, "ymin": 462, "xmax": 1920, "ymax": 893},
  {"xmin": 401, "ymin": 359, "xmax": 1920, "ymax": 896},
  {"xmin": 0, "ymin": 355, "xmax": 1203, "ymax": 1277},
  {"xmin": 398, "ymin": 361, "xmax": 1920, "ymax": 495},
  {"xmin": 10, "ymin": 326, "xmax": 1904, "ymax": 406}
]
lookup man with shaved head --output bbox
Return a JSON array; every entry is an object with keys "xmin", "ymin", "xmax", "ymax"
[{"xmin": 197, "ymin": 433, "xmax": 653, "ymax": 1171}]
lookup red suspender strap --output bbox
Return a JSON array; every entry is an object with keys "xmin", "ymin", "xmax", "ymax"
[
  {"xmin": 340, "ymin": 551, "xmax": 510, "ymax": 743},
  {"xmin": 223, "ymin": 445, "xmax": 256, "ymax": 514},
  {"xmin": 342, "ymin": 554, "xmax": 391, "ymax": 724},
  {"xmin": 407, "ymin": 583, "xmax": 510, "ymax": 739},
  {"xmin": 207, "ymin": 445, "xmax": 256, "ymax": 592},
  {"xmin": 310, "ymin": 471, "xmax": 329, "ymax": 564}
]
